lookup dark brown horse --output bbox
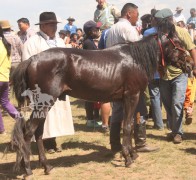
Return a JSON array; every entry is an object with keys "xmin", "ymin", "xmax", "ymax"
[
  {"xmin": 157, "ymin": 23, "xmax": 194, "ymax": 76},
  {"xmin": 11, "ymin": 36, "xmax": 159, "ymax": 176}
]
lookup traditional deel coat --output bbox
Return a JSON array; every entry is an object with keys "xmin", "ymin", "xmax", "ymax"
[{"xmin": 22, "ymin": 31, "xmax": 74, "ymax": 139}]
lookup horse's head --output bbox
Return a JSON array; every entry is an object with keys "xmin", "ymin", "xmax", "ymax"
[
  {"xmin": 158, "ymin": 32, "xmax": 194, "ymax": 75},
  {"xmin": 159, "ymin": 34, "xmax": 183, "ymax": 62}
]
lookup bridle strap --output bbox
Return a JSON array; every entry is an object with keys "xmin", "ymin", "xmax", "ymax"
[{"xmin": 164, "ymin": 34, "xmax": 186, "ymax": 53}]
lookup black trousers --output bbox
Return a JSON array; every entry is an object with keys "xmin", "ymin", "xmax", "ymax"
[
  {"xmin": 85, "ymin": 101, "xmax": 99, "ymax": 120},
  {"xmin": 43, "ymin": 138, "xmax": 57, "ymax": 150}
]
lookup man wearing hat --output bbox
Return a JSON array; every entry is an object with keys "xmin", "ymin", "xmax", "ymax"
[
  {"xmin": 173, "ymin": 7, "xmax": 186, "ymax": 25},
  {"xmin": 22, "ymin": 12, "xmax": 74, "ymax": 154},
  {"xmin": 64, "ymin": 17, "xmax": 77, "ymax": 34},
  {"xmin": 0, "ymin": 20, "xmax": 23, "ymax": 74},
  {"xmin": 154, "ymin": 8, "xmax": 196, "ymax": 143}
]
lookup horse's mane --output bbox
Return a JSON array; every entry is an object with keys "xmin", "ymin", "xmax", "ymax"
[{"xmin": 129, "ymin": 35, "xmax": 159, "ymax": 79}]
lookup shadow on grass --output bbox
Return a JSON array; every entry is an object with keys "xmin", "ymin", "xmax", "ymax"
[
  {"xmin": 73, "ymin": 122, "xmax": 104, "ymax": 133},
  {"xmin": 146, "ymin": 119, "xmax": 168, "ymax": 129},
  {"xmin": 0, "ymin": 142, "xmax": 10, "ymax": 153},
  {"xmin": 0, "ymin": 141, "xmax": 113, "ymax": 179},
  {"xmin": 147, "ymin": 134, "xmax": 167, "ymax": 141},
  {"xmin": 180, "ymin": 147, "xmax": 196, "ymax": 155},
  {"xmin": 183, "ymin": 132, "xmax": 196, "ymax": 140},
  {"xmin": 147, "ymin": 132, "xmax": 196, "ymax": 142}
]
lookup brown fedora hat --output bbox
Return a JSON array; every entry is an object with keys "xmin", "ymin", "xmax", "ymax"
[
  {"xmin": 35, "ymin": 12, "xmax": 60, "ymax": 25},
  {"xmin": 0, "ymin": 20, "xmax": 11, "ymax": 29},
  {"xmin": 67, "ymin": 16, "xmax": 75, "ymax": 21}
]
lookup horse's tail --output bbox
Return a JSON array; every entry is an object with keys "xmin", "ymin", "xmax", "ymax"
[
  {"xmin": 10, "ymin": 59, "xmax": 32, "ymax": 171},
  {"xmin": 12, "ymin": 59, "xmax": 33, "ymax": 105},
  {"xmin": 11, "ymin": 117, "xmax": 30, "ymax": 172}
]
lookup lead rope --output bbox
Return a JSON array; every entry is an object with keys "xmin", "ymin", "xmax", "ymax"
[
  {"xmin": 157, "ymin": 38, "xmax": 165, "ymax": 66},
  {"xmin": 164, "ymin": 33, "xmax": 186, "ymax": 53}
]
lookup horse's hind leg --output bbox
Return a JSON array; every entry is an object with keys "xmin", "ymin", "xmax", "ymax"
[
  {"xmin": 122, "ymin": 92, "xmax": 139, "ymax": 167},
  {"xmin": 18, "ymin": 111, "xmax": 51, "ymax": 176},
  {"xmin": 20, "ymin": 113, "xmax": 43, "ymax": 176},
  {"xmin": 34, "ymin": 117, "xmax": 53, "ymax": 175},
  {"xmin": 11, "ymin": 115, "xmax": 33, "ymax": 176}
]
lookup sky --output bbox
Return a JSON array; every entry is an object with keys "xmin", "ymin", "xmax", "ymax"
[{"xmin": 0, "ymin": 0, "xmax": 195, "ymax": 32}]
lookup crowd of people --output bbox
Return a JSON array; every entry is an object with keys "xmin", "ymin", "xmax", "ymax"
[{"xmin": 0, "ymin": 0, "xmax": 196, "ymax": 158}]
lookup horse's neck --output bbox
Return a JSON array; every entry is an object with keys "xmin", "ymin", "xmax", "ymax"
[{"xmin": 161, "ymin": 32, "xmax": 184, "ymax": 50}]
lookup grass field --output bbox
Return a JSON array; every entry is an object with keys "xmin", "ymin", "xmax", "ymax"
[{"xmin": 0, "ymin": 97, "xmax": 196, "ymax": 180}]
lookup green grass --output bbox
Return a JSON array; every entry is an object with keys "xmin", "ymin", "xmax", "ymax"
[{"xmin": 0, "ymin": 97, "xmax": 196, "ymax": 180}]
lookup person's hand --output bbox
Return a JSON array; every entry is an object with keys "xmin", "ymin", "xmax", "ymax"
[{"xmin": 193, "ymin": 68, "xmax": 196, "ymax": 78}]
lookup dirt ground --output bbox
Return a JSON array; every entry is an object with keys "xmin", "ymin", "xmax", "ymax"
[{"xmin": 0, "ymin": 98, "xmax": 196, "ymax": 180}]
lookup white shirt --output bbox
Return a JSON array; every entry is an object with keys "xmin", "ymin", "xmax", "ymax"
[
  {"xmin": 22, "ymin": 31, "xmax": 65, "ymax": 60},
  {"xmin": 106, "ymin": 18, "xmax": 140, "ymax": 48},
  {"xmin": 173, "ymin": 13, "xmax": 186, "ymax": 24}
]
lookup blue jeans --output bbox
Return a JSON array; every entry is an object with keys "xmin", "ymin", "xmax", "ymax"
[
  {"xmin": 148, "ymin": 79, "xmax": 164, "ymax": 129},
  {"xmin": 110, "ymin": 92, "xmax": 147, "ymax": 124},
  {"xmin": 160, "ymin": 73, "xmax": 188, "ymax": 135}
]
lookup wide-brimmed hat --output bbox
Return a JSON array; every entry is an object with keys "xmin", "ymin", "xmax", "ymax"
[
  {"xmin": 35, "ymin": 12, "xmax": 60, "ymax": 25},
  {"xmin": 67, "ymin": 16, "xmax": 75, "ymax": 21},
  {"xmin": 0, "ymin": 20, "xmax": 11, "ymax": 29},
  {"xmin": 175, "ymin": 7, "xmax": 183, "ymax": 11},
  {"xmin": 83, "ymin": 20, "xmax": 101, "ymax": 34},
  {"xmin": 58, "ymin": 30, "xmax": 67, "ymax": 35},
  {"xmin": 155, "ymin": 8, "xmax": 173, "ymax": 19}
]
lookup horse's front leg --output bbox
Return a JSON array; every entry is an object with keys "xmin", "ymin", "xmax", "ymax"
[
  {"xmin": 34, "ymin": 116, "xmax": 53, "ymax": 175},
  {"xmin": 122, "ymin": 92, "xmax": 139, "ymax": 167}
]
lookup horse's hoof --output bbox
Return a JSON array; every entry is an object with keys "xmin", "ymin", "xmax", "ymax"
[
  {"xmin": 131, "ymin": 153, "xmax": 139, "ymax": 160},
  {"xmin": 125, "ymin": 158, "xmax": 133, "ymax": 167},
  {"xmin": 125, "ymin": 160, "xmax": 132, "ymax": 167},
  {"xmin": 16, "ymin": 174, "xmax": 34, "ymax": 180},
  {"xmin": 44, "ymin": 165, "xmax": 54, "ymax": 175}
]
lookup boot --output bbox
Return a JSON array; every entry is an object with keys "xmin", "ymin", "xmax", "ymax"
[
  {"xmin": 110, "ymin": 122, "xmax": 122, "ymax": 153},
  {"xmin": 134, "ymin": 122, "xmax": 160, "ymax": 152}
]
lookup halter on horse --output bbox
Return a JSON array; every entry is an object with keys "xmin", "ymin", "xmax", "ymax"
[{"xmin": 158, "ymin": 32, "xmax": 194, "ymax": 76}]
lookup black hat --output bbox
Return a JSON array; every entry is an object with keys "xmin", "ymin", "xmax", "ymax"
[
  {"xmin": 58, "ymin": 30, "xmax": 67, "ymax": 35},
  {"xmin": 83, "ymin": 20, "xmax": 101, "ymax": 34},
  {"xmin": 35, "ymin": 12, "xmax": 60, "ymax": 25}
]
